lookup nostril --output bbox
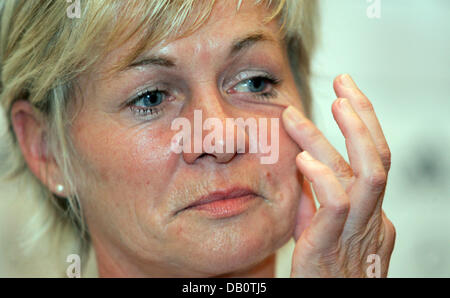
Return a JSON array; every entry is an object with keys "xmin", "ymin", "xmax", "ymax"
[
  {"xmin": 197, "ymin": 153, "xmax": 221, "ymax": 161},
  {"xmin": 198, "ymin": 152, "xmax": 236, "ymax": 163},
  {"xmin": 198, "ymin": 153, "xmax": 208, "ymax": 159}
]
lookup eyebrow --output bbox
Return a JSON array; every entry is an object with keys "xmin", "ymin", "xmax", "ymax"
[
  {"xmin": 126, "ymin": 32, "xmax": 276, "ymax": 70},
  {"xmin": 127, "ymin": 56, "xmax": 176, "ymax": 69},
  {"xmin": 228, "ymin": 32, "xmax": 275, "ymax": 58}
]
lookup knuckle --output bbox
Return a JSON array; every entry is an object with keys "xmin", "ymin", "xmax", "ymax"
[
  {"xmin": 330, "ymin": 197, "xmax": 350, "ymax": 216},
  {"xmin": 354, "ymin": 122, "xmax": 369, "ymax": 137},
  {"xmin": 356, "ymin": 97, "xmax": 374, "ymax": 112},
  {"xmin": 331, "ymin": 156, "xmax": 353, "ymax": 177},
  {"xmin": 364, "ymin": 168, "xmax": 387, "ymax": 190},
  {"xmin": 379, "ymin": 147, "xmax": 392, "ymax": 171}
]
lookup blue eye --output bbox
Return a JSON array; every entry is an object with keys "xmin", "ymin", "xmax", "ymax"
[
  {"xmin": 134, "ymin": 90, "xmax": 165, "ymax": 108},
  {"xmin": 234, "ymin": 77, "xmax": 270, "ymax": 93},
  {"xmin": 230, "ymin": 75, "xmax": 280, "ymax": 100},
  {"xmin": 128, "ymin": 89, "xmax": 168, "ymax": 119}
]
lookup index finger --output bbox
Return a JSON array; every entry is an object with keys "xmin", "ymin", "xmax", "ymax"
[{"xmin": 334, "ymin": 74, "xmax": 391, "ymax": 172}]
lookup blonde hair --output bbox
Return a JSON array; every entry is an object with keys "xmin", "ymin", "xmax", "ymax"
[{"xmin": 0, "ymin": 0, "xmax": 317, "ymax": 275}]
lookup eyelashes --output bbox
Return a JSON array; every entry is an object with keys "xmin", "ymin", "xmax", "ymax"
[
  {"xmin": 127, "ymin": 73, "xmax": 282, "ymax": 120},
  {"xmin": 227, "ymin": 75, "xmax": 281, "ymax": 101},
  {"xmin": 128, "ymin": 89, "xmax": 170, "ymax": 120}
]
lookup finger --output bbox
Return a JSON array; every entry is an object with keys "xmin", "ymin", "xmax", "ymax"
[
  {"xmin": 282, "ymin": 106, "xmax": 353, "ymax": 181},
  {"xmin": 293, "ymin": 179, "xmax": 316, "ymax": 242},
  {"xmin": 295, "ymin": 151, "xmax": 349, "ymax": 251},
  {"xmin": 334, "ymin": 74, "xmax": 391, "ymax": 172},
  {"xmin": 332, "ymin": 98, "xmax": 387, "ymax": 219}
]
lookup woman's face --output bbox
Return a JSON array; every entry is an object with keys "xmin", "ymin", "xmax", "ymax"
[{"xmin": 71, "ymin": 1, "xmax": 305, "ymax": 277}]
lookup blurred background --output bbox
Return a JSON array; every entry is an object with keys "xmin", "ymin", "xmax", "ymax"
[
  {"xmin": 1, "ymin": 0, "xmax": 449, "ymax": 277},
  {"xmin": 277, "ymin": 0, "xmax": 450, "ymax": 278}
]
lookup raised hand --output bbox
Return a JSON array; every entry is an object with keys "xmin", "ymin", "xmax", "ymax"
[{"xmin": 282, "ymin": 74, "xmax": 396, "ymax": 278}]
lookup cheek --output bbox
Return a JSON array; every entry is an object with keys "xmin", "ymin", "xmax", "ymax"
[
  {"xmin": 71, "ymin": 120, "xmax": 182, "ymax": 245},
  {"xmin": 71, "ymin": 119, "xmax": 177, "ymax": 206}
]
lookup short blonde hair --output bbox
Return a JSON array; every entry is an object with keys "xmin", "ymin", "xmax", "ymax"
[{"xmin": 0, "ymin": 0, "xmax": 318, "ymax": 271}]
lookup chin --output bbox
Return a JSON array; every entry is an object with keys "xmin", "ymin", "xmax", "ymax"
[{"xmin": 171, "ymin": 214, "xmax": 294, "ymax": 277}]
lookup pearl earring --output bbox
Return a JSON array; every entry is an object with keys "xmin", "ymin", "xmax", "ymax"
[{"xmin": 56, "ymin": 184, "xmax": 65, "ymax": 193}]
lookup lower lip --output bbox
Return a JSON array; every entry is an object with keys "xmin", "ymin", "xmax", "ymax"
[{"xmin": 189, "ymin": 194, "xmax": 258, "ymax": 219}]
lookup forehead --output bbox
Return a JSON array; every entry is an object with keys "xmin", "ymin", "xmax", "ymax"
[
  {"xmin": 100, "ymin": 1, "xmax": 284, "ymax": 75},
  {"xmin": 158, "ymin": 2, "xmax": 282, "ymax": 57}
]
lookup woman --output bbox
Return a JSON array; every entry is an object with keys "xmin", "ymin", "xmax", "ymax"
[{"xmin": 0, "ymin": 0, "xmax": 395, "ymax": 277}]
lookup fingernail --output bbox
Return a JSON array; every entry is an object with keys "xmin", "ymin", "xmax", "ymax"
[
  {"xmin": 299, "ymin": 151, "xmax": 314, "ymax": 161},
  {"xmin": 283, "ymin": 105, "xmax": 303, "ymax": 125},
  {"xmin": 340, "ymin": 74, "xmax": 356, "ymax": 89}
]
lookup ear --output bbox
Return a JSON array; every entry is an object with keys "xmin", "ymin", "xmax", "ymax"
[{"xmin": 10, "ymin": 100, "xmax": 66, "ymax": 196}]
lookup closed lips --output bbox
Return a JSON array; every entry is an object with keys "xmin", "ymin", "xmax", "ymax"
[{"xmin": 178, "ymin": 187, "xmax": 257, "ymax": 214}]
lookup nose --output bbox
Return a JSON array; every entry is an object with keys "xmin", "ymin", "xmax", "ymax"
[
  {"xmin": 183, "ymin": 136, "xmax": 237, "ymax": 164},
  {"xmin": 181, "ymin": 90, "xmax": 250, "ymax": 165}
]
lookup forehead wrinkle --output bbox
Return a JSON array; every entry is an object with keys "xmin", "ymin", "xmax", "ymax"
[{"xmin": 125, "ymin": 29, "xmax": 279, "ymax": 74}]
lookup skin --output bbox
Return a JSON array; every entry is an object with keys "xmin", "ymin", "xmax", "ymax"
[{"xmin": 10, "ymin": 1, "xmax": 395, "ymax": 277}]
